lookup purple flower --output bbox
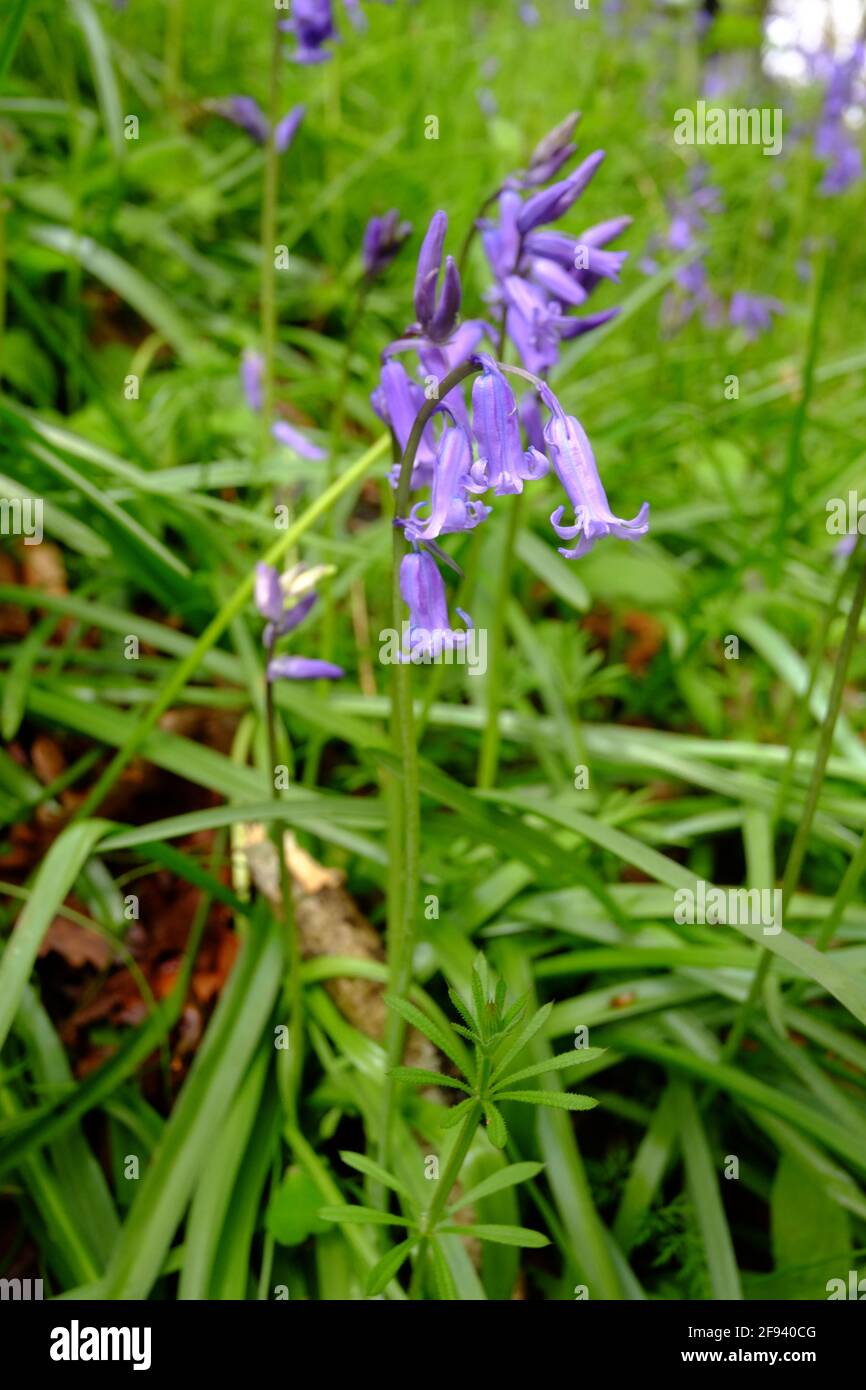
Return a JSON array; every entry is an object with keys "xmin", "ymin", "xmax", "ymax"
[
  {"xmin": 728, "ymin": 291, "xmax": 784, "ymax": 340},
  {"xmin": 255, "ymin": 562, "xmax": 318, "ymax": 645},
  {"xmin": 401, "ymin": 425, "xmax": 491, "ymax": 544},
  {"xmin": 503, "ymin": 276, "xmax": 617, "ymax": 375},
  {"xmin": 371, "ymin": 360, "xmax": 439, "ymax": 488},
  {"xmin": 281, "ymin": 0, "xmax": 338, "ymax": 64},
  {"xmin": 217, "ymin": 96, "xmax": 269, "ymax": 142},
  {"xmin": 413, "ymin": 211, "xmax": 462, "ymax": 344},
  {"xmin": 468, "ymin": 358, "xmax": 548, "ymax": 495},
  {"xmin": 516, "ymin": 151, "xmax": 605, "ymax": 234},
  {"xmin": 274, "ymin": 104, "xmax": 306, "ymax": 153},
  {"xmin": 545, "ymin": 410, "xmax": 649, "ymax": 560},
  {"xmin": 362, "ymin": 209, "xmax": 412, "ymax": 280},
  {"xmin": 512, "ymin": 112, "xmax": 581, "ymax": 190},
  {"xmin": 816, "ymin": 119, "xmax": 862, "ymax": 194},
  {"xmin": 398, "ymin": 550, "xmax": 473, "ymax": 661},
  {"xmin": 255, "ymin": 563, "xmax": 342, "ymax": 681},
  {"xmin": 241, "ymin": 349, "xmax": 264, "ymax": 412},
  {"xmin": 255, "ymin": 562, "xmax": 284, "ymax": 625},
  {"xmin": 272, "ymin": 419, "xmax": 327, "ymax": 461},
  {"xmin": 211, "ymin": 98, "xmax": 305, "ymax": 152},
  {"xmin": 268, "ymin": 655, "xmax": 343, "ymax": 681}
]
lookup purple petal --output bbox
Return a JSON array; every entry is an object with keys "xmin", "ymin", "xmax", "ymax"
[
  {"xmin": 268, "ymin": 655, "xmax": 343, "ymax": 681},
  {"xmin": 255, "ymin": 563, "xmax": 284, "ymax": 624},
  {"xmin": 272, "ymin": 420, "xmax": 326, "ymax": 460},
  {"xmin": 241, "ymin": 349, "xmax": 264, "ymax": 412},
  {"xmin": 274, "ymin": 104, "xmax": 305, "ymax": 153}
]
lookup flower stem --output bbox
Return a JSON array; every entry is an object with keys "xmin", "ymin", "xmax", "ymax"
[
  {"xmin": 477, "ymin": 490, "xmax": 522, "ymax": 789},
  {"xmin": 723, "ymin": 546, "xmax": 866, "ymax": 1061},
  {"xmin": 264, "ymin": 659, "xmax": 303, "ymax": 1125},
  {"xmin": 259, "ymin": 19, "xmax": 282, "ymax": 457},
  {"xmin": 411, "ymin": 1101, "xmax": 481, "ymax": 1299},
  {"xmin": 377, "ymin": 360, "xmax": 482, "ymax": 1172}
]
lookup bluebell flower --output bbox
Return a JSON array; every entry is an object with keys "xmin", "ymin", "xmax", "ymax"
[
  {"xmin": 412, "ymin": 210, "xmax": 462, "ymax": 344},
  {"xmin": 255, "ymin": 562, "xmax": 343, "ymax": 681},
  {"xmin": 728, "ymin": 291, "xmax": 784, "ymax": 340},
  {"xmin": 268, "ymin": 654, "xmax": 343, "ymax": 680},
  {"xmin": 272, "ymin": 419, "xmax": 327, "ymax": 460},
  {"xmin": 545, "ymin": 409, "xmax": 649, "ymax": 559},
  {"xmin": 241, "ymin": 349, "xmax": 264, "ymax": 412},
  {"xmin": 400, "ymin": 424, "xmax": 491, "ymax": 543},
  {"xmin": 210, "ymin": 98, "xmax": 305, "ymax": 152},
  {"xmin": 516, "ymin": 151, "xmax": 606, "ymax": 234},
  {"xmin": 468, "ymin": 357, "xmax": 548, "ymax": 495},
  {"xmin": 515, "ymin": 113, "xmax": 581, "ymax": 188},
  {"xmin": 281, "ymin": 0, "xmax": 338, "ymax": 64},
  {"xmin": 503, "ymin": 276, "xmax": 618, "ymax": 375},
  {"xmin": 371, "ymin": 360, "xmax": 439, "ymax": 488},
  {"xmin": 398, "ymin": 550, "xmax": 473, "ymax": 662},
  {"xmin": 362, "ymin": 209, "xmax": 412, "ymax": 280}
]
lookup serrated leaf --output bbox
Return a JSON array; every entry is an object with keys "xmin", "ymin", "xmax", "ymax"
[
  {"xmin": 365, "ymin": 1238, "xmax": 417, "ymax": 1297},
  {"xmin": 482, "ymin": 1101, "xmax": 508, "ymax": 1149},
  {"xmin": 383, "ymin": 994, "xmax": 468, "ymax": 1079},
  {"xmin": 447, "ymin": 986, "xmax": 476, "ymax": 1033},
  {"xmin": 495, "ymin": 1090, "xmax": 598, "ymax": 1111},
  {"xmin": 447, "ymin": 1161, "xmax": 544, "ymax": 1213},
  {"xmin": 339, "ymin": 1151, "xmax": 413, "ymax": 1200},
  {"xmin": 439, "ymin": 1098, "xmax": 478, "ymax": 1130},
  {"xmin": 490, "ymin": 1001, "xmax": 553, "ymax": 1081},
  {"xmin": 440, "ymin": 1223, "xmax": 549, "ymax": 1248},
  {"xmin": 493, "ymin": 1048, "xmax": 605, "ymax": 1091}
]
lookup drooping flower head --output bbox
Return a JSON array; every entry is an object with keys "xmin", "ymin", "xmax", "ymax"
[
  {"xmin": 544, "ymin": 407, "xmax": 649, "ymax": 560},
  {"xmin": 398, "ymin": 549, "xmax": 473, "ymax": 662},
  {"xmin": 468, "ymin": 357, "xmax": 548, "ymax": 495},
  {"xmin": 255, "ymin": 562, "xmax": 342, "ymax": 681},
  {"xmin": 400, "ymin": 422, "xmax": 491, "ymax": 545}
]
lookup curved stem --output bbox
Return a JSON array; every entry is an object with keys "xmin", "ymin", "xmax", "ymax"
[{"xmin": 456, "ymin": 187, "xmax": 504, "ymax": 278}]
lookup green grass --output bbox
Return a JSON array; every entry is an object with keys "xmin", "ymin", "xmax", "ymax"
[{"xmin": 1, "ymin": 0, "xmax": 865, "ymax": 1301}]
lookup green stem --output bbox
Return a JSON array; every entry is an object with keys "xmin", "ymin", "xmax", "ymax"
[
  {"xmin": 265, "ymin": 662, "xmax": 302, "ymax": 1125},
  {"xmin": 377, "ymin": 361, "xmax": 482, "ymax": 1172},
  {"xmin": 259, "ymin": 19, "xmax": 282, "ymax": 455},
  {"xmin": 411, "ymin": 1101, "xmax": 481, "ymax": 1298},
  {"xmin": 477, "ymin": 490, "xmax": 522, "ymax": 789},
  {"xmin": 163, "ymin": 0, "xmax": 185, "ymax": 107},
  {"xmin": 723, "ymin": 547, "xmax": 866, "ymax": 1060},
  {"xmin": 769, "ymin": 546, "xmax": 853, "ymax": 837}
]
